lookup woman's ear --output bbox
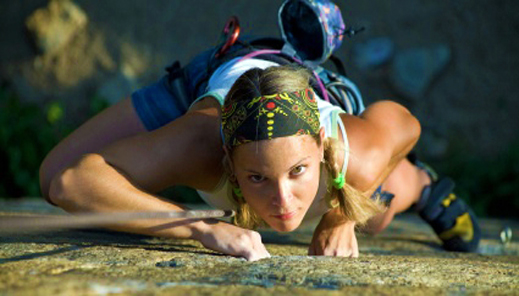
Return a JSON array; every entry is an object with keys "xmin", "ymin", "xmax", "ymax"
[{"xmin": 222, "ymin": 145, "xmax": 236, "ymax": 179}]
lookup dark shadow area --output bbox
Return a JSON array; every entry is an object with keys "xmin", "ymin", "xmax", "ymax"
[
  {"xmin": 0, "ymin": 245, "xmax": 90, "ymax": 264},
  {"xmin": 0, "ymin": 228, "xmax": 225, "ymax": 265},
  {"xmin": 0, "ymin": 228, "xmax": 154, "ymax": 245},
  {"xmin": 259, "ymin": 230, "xmax": 311, "ymax": 247},
  {"xmin": 0, "ymin": 227, "xmax": 214, "ymax": 262},
  {"xmin": 368, "ymin": 236, "xmax": 444, "ymax": 250}
]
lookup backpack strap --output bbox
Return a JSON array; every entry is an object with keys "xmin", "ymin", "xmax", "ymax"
[{"xmin": 163, "ymin": 36, "xmax": 363, "ymax": 115}]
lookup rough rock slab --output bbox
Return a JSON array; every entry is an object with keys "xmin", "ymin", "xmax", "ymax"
[{"xmin": 0, "ymin": 199, "xmax": 518, "ymax": 295}]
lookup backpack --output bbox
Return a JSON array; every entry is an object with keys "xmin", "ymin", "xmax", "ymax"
[{"xmin": 165, "ymin": 0, "xmax": 365, "ymax": 116}]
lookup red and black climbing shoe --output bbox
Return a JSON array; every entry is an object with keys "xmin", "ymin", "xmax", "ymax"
[{"xmin": 418, "ymin": 177, "xmax": 481, "ymax": 252}]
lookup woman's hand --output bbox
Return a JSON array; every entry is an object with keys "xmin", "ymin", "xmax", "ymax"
[
  {"xmin": 195, "ymin": 220, "xmax": 271, "ymax": 261},
  {"xmin": 308, "ymin": 208, "xmax": 359, "ymax": 257}
]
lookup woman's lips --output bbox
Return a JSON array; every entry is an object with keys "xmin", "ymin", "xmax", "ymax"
[{"xmin": 272, "ymin": 210, "xmax": 297, "ymax": 221}]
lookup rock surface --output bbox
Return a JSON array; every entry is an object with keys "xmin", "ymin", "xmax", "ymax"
[{"xmin": 0, "ymin": 199, "xmax": 518, "ymax": 295}]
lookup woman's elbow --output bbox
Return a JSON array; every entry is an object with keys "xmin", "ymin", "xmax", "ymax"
[
  {"xmin": 46, "ymin": 154, "xmax": 102, "ymax": 210},
  {"xmin": 46, "ymin": 167, "xmax": 68, "ymax": 207},
  {"xmin": 408, "ymin": 112, "xmax": 422, "ymax": 145},
  {"xmin": 47, "ymin": 163, "xmax": 82, "ymax": 210},
  {"xmin": 390, "ymin": 101, "xmax": 422, "ymax": 143},
  {"xmin": 389, "ymin": 101, "xmax": 422, "ymax": 148},
  {"xmin": 39, "ymin": 154, "xmax": 60, "ymax": 203},
  {"xmin": 39, "ymin": 147, "xmax": 79, "ymax": 203}
]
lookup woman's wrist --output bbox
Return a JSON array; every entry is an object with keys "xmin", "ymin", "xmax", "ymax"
[
  {"xmin": 189, "ymin": 218, "xmax": 218, "ymax": 241},
  {"xmin": 323, "ymin": 207, "xmax": 356, "ymax": 227}
]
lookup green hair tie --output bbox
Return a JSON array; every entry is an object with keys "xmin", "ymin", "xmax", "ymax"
[
  {"xmin": 332, "ymin": 173, "xmax": 345, "ymax": 190},
  {"xmin": 233, "ymin": 187, "xmax": 243, "ymax": 198}
]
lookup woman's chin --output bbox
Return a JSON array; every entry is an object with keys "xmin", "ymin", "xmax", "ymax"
[
  {"xmin": 267, "ymin": 219, "xmax": 301, "ymax": 232},
  {"xmin": 262, "ymin": 209, "xmax": 307, "ymax": 232}
]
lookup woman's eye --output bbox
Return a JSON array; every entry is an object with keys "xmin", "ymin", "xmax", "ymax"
[
  {"xmin": 249, "ymin": 175, "xmax": 265, "ymax": 183},
  {"xmin": 291, "ymin": 165, "xmax": 306, "ymax": 175}
]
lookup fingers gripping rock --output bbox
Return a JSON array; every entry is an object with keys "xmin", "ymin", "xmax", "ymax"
[{"xmin": 199, "ymin": 223, "xmax": 270, "ymax": 261}]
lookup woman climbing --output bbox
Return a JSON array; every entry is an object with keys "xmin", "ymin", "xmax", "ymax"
[{"xmin": 39, "ymin": 0, "xmax": 480, "ymax": 260}]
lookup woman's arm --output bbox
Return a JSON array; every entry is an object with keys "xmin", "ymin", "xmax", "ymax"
[
  {"xmin": 40, "ymin": 98, "xmax": 147, "ymax": 201},
  {"xmin": 343, "ymin": 100, "xmax": 421, "ymax": 194},
  {"xmin": 47, "ymin": 98, "xmax": 270, "ymax": 260},
  {"xmin": 309, "ymin": 207, "xmax": 358, "ymax": 257}
]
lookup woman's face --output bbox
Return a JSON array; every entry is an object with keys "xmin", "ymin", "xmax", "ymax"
[{"xmin": 231, "ymin": 130, "xmax": 324, "ymax": 232}]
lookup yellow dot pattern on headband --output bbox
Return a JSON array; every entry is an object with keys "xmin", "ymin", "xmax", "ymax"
[
  {"xmin": 267, "ymin": 115, "xmax": 274, "ymax": 138},
  {"xmin": 265, "ymin": 103, "xmax": 277, "ymax": 139}
]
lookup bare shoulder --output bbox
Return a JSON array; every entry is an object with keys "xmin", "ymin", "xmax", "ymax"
[
  {"xmin": 339, "ymin": 101, "xmax": 420, "ymax": 192},
  {"xmin": 101, "ymin": 97, "xmax": 225, "ymax": 193}
]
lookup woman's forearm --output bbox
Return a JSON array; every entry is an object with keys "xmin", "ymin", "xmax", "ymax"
[{"xmin": 48, "ymin": 153, "xmax": 210, "ymax": 240}]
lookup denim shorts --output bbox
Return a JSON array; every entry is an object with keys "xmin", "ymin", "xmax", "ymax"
[
  {"xmin": 372, "ymin": 186, "xmax": 394, "ymax": 206},
  {"xmin": 131, "ymin": 49, "xmax": 215, "ymax": 131}
]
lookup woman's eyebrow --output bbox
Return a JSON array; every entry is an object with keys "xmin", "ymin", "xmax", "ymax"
[
  {"xmin": 243, "ymin": 156, "xmax": 312, "ymax": 174},
  {"xmin": 244, "ymin": 168, "xmax": 262, "ymax": 174},
  {"xmin": 289, "ymin": 156, "xmax": 311, "ymax": 170}
]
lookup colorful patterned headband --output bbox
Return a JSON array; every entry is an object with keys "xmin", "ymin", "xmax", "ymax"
[{"xmin": 222, "ymin": 89, "xmax": 320, "ymax": 147}]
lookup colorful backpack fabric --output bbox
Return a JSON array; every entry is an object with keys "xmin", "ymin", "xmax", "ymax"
[
  {"xmin": 162, "ymin": 0, "xmax": 363, "ymax": 123},
  {"xmin": 278, "ymin": 0, "xmax": 346, "ymax": 67}
]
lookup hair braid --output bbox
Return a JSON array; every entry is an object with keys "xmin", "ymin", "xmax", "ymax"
[{"xmin": 321, "ymin": 137, "xmax": 385, "ymax": 225}]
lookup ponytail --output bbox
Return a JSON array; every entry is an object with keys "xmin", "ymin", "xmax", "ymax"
[{"xmin": 321, "ymin": 136, "xmax": 385, "ymax": 225}]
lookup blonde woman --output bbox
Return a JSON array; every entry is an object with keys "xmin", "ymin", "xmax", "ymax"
[{"xmin": 40, "ymin": 60, "xmax": 480, "ymax": 261}]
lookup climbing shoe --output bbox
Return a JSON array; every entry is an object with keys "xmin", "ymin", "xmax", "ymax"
[{"xmin": 417, "ymin": 177, "xmax": 481, "ymax": 252}]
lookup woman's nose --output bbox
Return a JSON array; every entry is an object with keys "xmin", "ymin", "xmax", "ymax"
[{"xmin": 271, "ymin": 180, "xmax": 293, "ymax": 207}]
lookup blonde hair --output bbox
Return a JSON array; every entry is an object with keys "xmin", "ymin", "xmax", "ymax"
[
  {"xmin": 223, "ymin": 65, "xmax": 384, "ymax": 229},
  {"xmin": 321, "ymin": 136, "xmax": 384, "ymax": 225}
]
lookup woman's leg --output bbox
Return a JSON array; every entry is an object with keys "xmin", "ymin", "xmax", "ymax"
[
  {"xmin": 40, "ymin": 97, "xmax": 147, "ymax": 200},
  {"xmin": 365, "ymin": 156, "xmax": 482, "ymax": 252},
  {"xmin": 364, "ymin": 158, "xmax": 431, "ymax": 234}
]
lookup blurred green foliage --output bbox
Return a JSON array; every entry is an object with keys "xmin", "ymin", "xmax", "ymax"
[
  {"xmin": 432, "ymin": 140, "xmax": 519, "ymax": 219},
  {"xmin": 89, "ymin": 94, "xmax": 111, "ymax": 116},
  {"xmin": 0, "ymin": 84, "xmax": 109, "ymax": 198}
]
